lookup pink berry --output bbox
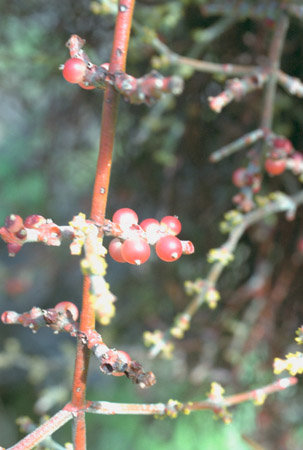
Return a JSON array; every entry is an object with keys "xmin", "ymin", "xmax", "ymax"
[
  {"xmin": 273, "ymin": 137, "xmax": 293, "ymax": 155},
  {"xmin": 108, "ymin": 238, "xmax": 126, "ymax": 263},
  {"xmin": 160, "ymin": 216, "xmax": 182, "ymax": 235},
  {"xmin": 24, "ymin": 215, "xmax": 46, "ymax": 229},
  {"xmin": 232, "ymin": 168, "xmax": 252, "ymax": 188},
  {"xmin": 4, "ymin": 214, "xmax": 23, "ymax": 233},
  {"xmin": 62, "ymin": 58, "xmax": 87, "ymax": 84},
  {"xmin": 155, "ymin": 236, "xmax": 182, "ymax": 262},
  {"xmin": 292, "ymin": 152, "xmax": 303, "ymax": 174},
  {"xmin": 121, "ymin": 239, "xmax": 150, "ymax": 265},
  {"xmin": 264, "ymin": 158, "xmax": 286, "ymax": 176},
  {"xmin": 7, "ymin": 242, "xmax": 22, "ymax": 256},
  {"xmin": 140, "ymin": 218, "xmax": 160, "ymax": 233},
  {"xmin": 112, "ymin": 208, "xmax": 138, "ymax": 227},
  {"xmin": 112, "ymin": 350, "xmax": 131, "ymax": 377},
  {"xmin": 55, "ymin": 302, "xmax": 79, "ymax": 321}
]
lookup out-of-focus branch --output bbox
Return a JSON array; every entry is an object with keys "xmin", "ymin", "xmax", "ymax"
[
  {"xmin": 85, "ymin": 377, "xmax": 297, "ymax": 420},
  {"xmin": 147, "ymin": 190, "xmax": 303, "ymax": 357},
  {"xmin": 261, "ymin": 14, "xmax": 289, "ymax": 130},
  {"xmin": 209, "ymin": 129, "xmax": 264, "ymax": 163}
]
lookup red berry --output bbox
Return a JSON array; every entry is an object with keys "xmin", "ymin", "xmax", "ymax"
[
  {"xmin": 273, "ymin": 137, "xmax": 293, "ymax": 155},
  {"xmin": 7, "ymin": 242, "xmax": 22, "ymax": 256},
  {"xmin": 108, "ymin": 238, "xmax": 126, "ymax": 263},
  {"xmin": 264, "ymin": 158, "xmax": 286, "ymax": 176},
  {"xmin": 140, "ymin": 218, "xmax": 160, "ymax": 233},
  {"xmin": 4, "ymin": 214, "xmax": 23, "ymax": 233},
  {"xmin": 24, "ymin": 215, "xmax": 46, "ymax": 229},
  {"xmin": 160, "ymin": 216, "xmax": 182, "ymax": 236},
  {"xmin": 112, "ymin": 350, "xmax": 131, "ymax": 377},
  {"xmin": 121, "ymin": 239, "xmax": 150, "ymax": 265},
  {"xmin": 112, "ymin": 208, "xmax": 138, "ymax": 227},
  {"xmin": 62, "ymin": 58, "xmax": 87, "ymax": 84},
  {"xmin": 155, "ymin": 236, "xmax": 182, "ymax": 262},
  {"xmin": 55, "ymin": 302, "xmax": 79, "ymax": 321},
  {"xmin": 232, "ymin": 168, "xmax": 252, "ymax": 188},
  {"xmin": 79, "ymin": 82, "xmax": 96, "ymax": 90}
]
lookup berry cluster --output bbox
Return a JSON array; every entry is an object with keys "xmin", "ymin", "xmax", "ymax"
[
  {"xmin": 231, "ymin": 136, "xmax": 303, "ymax": 211},
  {"xmin": 108, "ymin": 208, "xmax": 191, "ymax": 265}
]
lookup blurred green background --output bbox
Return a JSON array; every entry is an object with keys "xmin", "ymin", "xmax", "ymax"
[{"xmin": 0, "ymin": 1, "xmax": 303, "ymax": 449}]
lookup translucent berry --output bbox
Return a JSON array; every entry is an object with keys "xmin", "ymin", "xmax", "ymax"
[
  {"xmin": 112, "ymin": 208, "xmax": 138, "ymax": 227},
  {"xmin": 62, "ymin": 58, "xmax": 87, "ymax": 84},
  {"xmin": 55, "ymin": 301, "xmax": 79, "ymax": 321},
  {"xmin": 155, "ymin": 236, "xmax": 182, "ymax": 262},
  {"xmin": 24, "ymin": 215, "xmax": 47, "ymax": 229},
  {"xmin": 4, "ymin": 214, "xmax": 23, "ymax": 233},
  {"xmin": 160, "ymin": 216, "xmax": 182, "ymax": 235},
  {"xmin": 112, "ymin": 350, "xmax": 131, "ymax": 377},
  {"xmin": 7, "ymin": 243, "xmax": 22, "ymax": 256},
  {"xmin": 265, "ymin": 158, "xmax": 286, "ymax": 176},
  {"xmin": 121, "ymin": 238, "xmax": 150, "ymax": 265},
  {"xmin": 108, "ymin": 238, "xmax": 126, "ymax": 263},
  {"xmin": 140, "ymin": 218, "xmax": 160, "ymax": 233}
]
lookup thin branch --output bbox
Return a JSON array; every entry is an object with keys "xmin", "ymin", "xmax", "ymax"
[
  {"xmin": 261, "ymin": 14, "xmax": 289, "ymax": 130},
  {"xmin": 209, "ymin": 129, "xmax": 264, "ymax": 163},
  {"xmin": 278, "ymin": 70, "xmax": 303, "ymax": 97},
  {"xmin": 85, "ymin": 377, "xmax": 297, "ymax": 417},
  {"xmin": 208, "ymin": 71, "xmax": 268, "ymax": 113},
  {"xmin": 177, "ymin": 56, "xmax": 257, "ymax": 76},
  {"xmin": 7, "ymin": 408, "xmax": 73, "ymax": 450},
  {"xmin": 148, "ymin": 190, "xmax": 303, "ymax": 357}
]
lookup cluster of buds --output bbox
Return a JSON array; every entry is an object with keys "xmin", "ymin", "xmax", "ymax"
[
  {"xmin": 170, "ymin": 313, "xmax": 190, "ymax": 339},
  {"xmin": 232, "ymin": 164, "xmax": 262, "ymax": 212},
  {"xmin": 143, "ymin": 330, "xmax": 175, "ymax": 359},
  {"xmin": 1, "ymin": 302, "xmax": 79, "ymax": 335},
  {"xmin": 1, "ymin": 304, "xmax": 156, "ymax": 388},
  {"xmin": 273, "ymin": 325, "xmax": 303, "ymax": 377},
  {"xmin": 107, "ymin": 208, "xmax": 194, "ymax": 266},
  {"xmin": 184, "ymin": 278, "xmax": 221, "ymax": 309},
  {"xmin": 0, "ymin": 214, "xmax": 62, "ymax": 256},
  {"xmin": 231, "ymin": 136, "xmax": 303, "ymax": 211},
  {"xmin": 60, "ymin": 35, "xmax": 183, "ymax": 105}
]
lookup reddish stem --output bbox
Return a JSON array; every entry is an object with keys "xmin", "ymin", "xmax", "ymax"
[
  {"xmin": 91, "ymin": 0, "xmax": 136, "ymax": 224},
  {"xmin": 71, "ymin": 1, "xmax": 136, "ymax": 449},
  {"xmin": 7, "ymin": 408, "xmax": 73, "ymax": 450}
]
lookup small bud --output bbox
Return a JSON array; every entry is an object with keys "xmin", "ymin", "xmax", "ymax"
[
  {"xmin": 4, "ymin": 214, "xmax": 23, "ymax": 233},
  {"xmin": 7, "ymin": 242, "xmax": 22, "ymax": 257},
  {"xmin": 24, "ymin": 214, "xmax": 47, "ymax": 229}
]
